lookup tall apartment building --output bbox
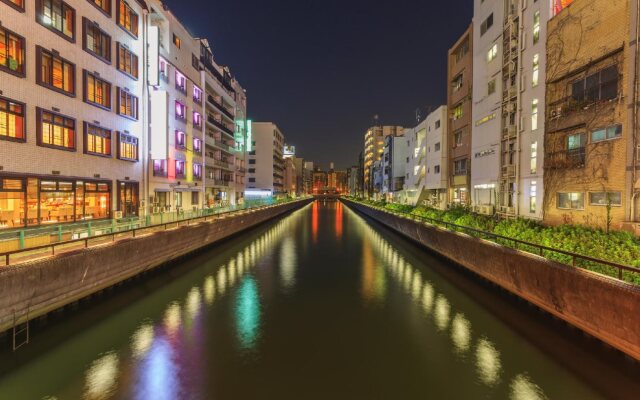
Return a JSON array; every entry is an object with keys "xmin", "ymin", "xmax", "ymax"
[
  {"xmin": 381, "ymin": 135, "xmax": 407, "ymax": 202},
  {"xmin": 232, "ymin": 79, "xmax": 248, "ymax": 205},
  {"xmin": 403, "ymin": 119, "xmax": 427, "ymax": 206},
  {"xmin": 147, "ymin": 1, "xmax": 205, "ymax": 212},
  {"xmin": 303, "ymin": 161, "xmax": 314, "ymax": 194},
  {"xmin": 448, "ymin": 24, "xmax": 473, "ymax": 205},
  {"xmin": 246, "ymin": 122, "xmax": 285, "ymax": 197},
  {"xmin": 424, "ymin": 106, "xmax": 449, "ymax": 209},
  {"xmin": 363, "ymin": 125, "xmax": 404, "ymax": 196},
  {"xmin": 544, "ymin": 0, "xmax": 638, "ymax": 229},
  {"xmin": 471, "ymin": 0, "xmax": 503, "ymax": 214},
  {"xmin": 0, "ymin": 0, "xmax": 146, "ymax": 230}
]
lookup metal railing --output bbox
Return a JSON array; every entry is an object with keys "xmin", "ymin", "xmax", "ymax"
[
  {"xmin": 0, "ymin": 198, "xmax": 310, "ymax": 267},
  {"xmin": 345, "ymin": 199, "xmax": 640, "ymax": 284}
]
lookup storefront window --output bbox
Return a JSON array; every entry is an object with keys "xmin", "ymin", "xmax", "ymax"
[
  {"xmin": 0, "ymin": 178, "xmax": 25, "ymax": 229},
  {"xmin": 40, "ymin": 180, "xmax": 74, "ymax": 223}
]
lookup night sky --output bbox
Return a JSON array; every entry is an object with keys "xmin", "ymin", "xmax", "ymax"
[{"xmin": 163, "ymin": 0, "xmax": 473, "ymax": 170}]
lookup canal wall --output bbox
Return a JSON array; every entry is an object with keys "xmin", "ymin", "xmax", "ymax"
[
  {"xmin": 0, "ymin": 199, "xmax": 313, "ymax": 335},
  {"xmin": 343, "ymin": 199, "xmax": 640, "ymax": 361}
]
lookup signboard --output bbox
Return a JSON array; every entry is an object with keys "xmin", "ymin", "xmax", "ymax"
[
  {"xmin": 150, "ymin": 90, "xmax": 168, "ymax": 159},
  {"xmin": 552, "ymin": 0, "xmax": 574, "ymax": 17},
  {"xmin": 147, "ymin": 26, "xmax": 160, "ymax": 87},
  {"xmin": 247, "ymin": 120, "xmax": 253, "ymax": 152},
  {"xmin": 284, "ymin": 145, "xmax": 295, "ymax": 158}
]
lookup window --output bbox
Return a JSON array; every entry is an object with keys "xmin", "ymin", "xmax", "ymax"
[
  {"xmin": 557, "ymin": 192, "xmax": 584, "ymax": 210},
  {"xmin": 480, "ymin": 13, "xmax": 493, "ymax": 36},
  {"xmin": 454, "ymin": 130, "xmax": 463, "ymax": 147},
  {"xmin": 175, "ymin": 101, "xmax": 186, "ymax": 120},
  {"xmin": 84, "ymin": 71, "xmax": 111, "ymax": 110},
  {"xmin": 434, "ymin": 165, "xmax": 440, "ymax": 174},
  {"xmin": 530, "ymin": 181, "xmax": 537, "ymax": 213},
  {"xmin": 37, "ymin": 108, "xmax": 75, "ymax": 150},
  {"xmin": 175, "ymin": 70, "xmax": 187, "ymax": 93},
  {"xmin": 159, "ymin": 58, "xmax": 168, "ymax": 81},
  {"xmin": 532, "ymin": 54, "xmax": 539, "ymax": 87},
  {"xmin": 248, "ymin": 168, "xmax": 256, "ymax": 173},
  {"xmin": 88, "ymin": 0, "xmax": 110, "ymax": 15},
  {"xmin": 117, "ymin": 0, "xmax": 138, "ymax": 37},
  {"xmin": 84, "ymin": 123, "xmax": 111, "ymax": 156},
  {"xmin": 193, "ymin": 111, "xmax": 202, "ymax": 129},
  {"xmin": 193, "ymin": 163, "xmax": 202, "ymax": 179},
  {"xmin": 488, "ymin": 79, "xmax": 496, "ymax": 95},
  {"xmin": 37, "ymin": 46, "xmax": 75, "ymax": 96},
  {"xmin": 567, "ymin": 133, "xmax": 585, "ymax": 150},
  {"xmin": 487, "ymin": 43, "xmax": 498, "ymax": 62},
  {"xmin": 192, "ymin": 53, "xmax": 200, "ymax": 71},
  {"xmin": 1, "ymin": 0, "xmax": 25, "ymax": 11},
  {"xmin": 589, "ymin": 192, "xmax": 622, "ymax": 206},
  {"xmin": 435, "ymin": 120, "xmax": 441, "ymax": 129},
  {"xmin": 452, "ymin": 103, "xmax": 463, "ymax": 120},
  {"xmin": 117, "ymin": 88, "xmax": 138, "ymax": 120},
  {"xmin": 249, "ymin": 159, "xmax": 256, "ymax": 165},
  {"xmin": 531, "ymin": 99, "xmax": 538, "ymax": 130},
  {"xmin": 591, "ymin": 124, "xmax": 622, "ymax": 143},
  {"xmin": 454, "ymin": 159, "xmax": 468, "ymax": 175},
  {"xmin": 434, "ymin": 142, "xmax": 441, "ymax": 152},
  {"xmin": 173, "ymin": 33, "xmax": 181, "ymax": 48},
  {"xmin": 452, "ymin": 73, "xmax": 463, "ymax": 92},
  {"xmin": 530, "ymin": 142, "xmax": 538, "ymax": 174},
  {"xmin": 571, "ymin": 66, "xmax": 619, "ymax": 102},
  {"xmin": 533, "ymin": 11, "xmax": 540, "ymax": 44},
  {"xmin": 117, "ymin": 43, "xmax": 138, "ymax": 79},
  {"xmin": 38, "ymin": 0, "xmax": 75, "ymax": 41},
  {"xmin": 0, "ymin": 96, "xmax": 25, "ymax": 142},
  {"xmin": 0, "ymin": 26, "xmax": 26, "ymax": 76},
  {"xmin": 193, "ymin": 137, "xmax": 202, "ymax": 152},
  {"xmin": 193, "ymin": 86, "xmax": 202, "ymax": 103},
  {"xmin": 175, "ymin": 130, "xmax": 186, "ymax": 149},
  {"xmin": 248, "ymin": 178, "xmax": 256, "ymax": 183},
  {"xmin": 175, "ymin": 160, "xmax": 185, "ymax": 178},
  {"xmin": 454, "ymin": 39, "xmax": 469, "ymax": 63},
  {"xmin": 83, "ymin": 18, "xmax": 111, "ymax": 62},
  {"xmin": 191, "ymin": 191, "xmax": 199, "ymax": 205},
  {"xmin": 153, "ymin": 160, "xmax": 166, "ymax": 177},
  {"xmin": 117, "ymin": 132, "xmax": 138, "ymax": 161}
]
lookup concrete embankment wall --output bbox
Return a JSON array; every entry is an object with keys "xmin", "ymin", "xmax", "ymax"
[
  {"xmin": 0, "ymin": 200, "xmax": 313, "ymax": 334},
  {"xmin": 343, "ymin": 199, "xmax": 640, "ymax": 361}
]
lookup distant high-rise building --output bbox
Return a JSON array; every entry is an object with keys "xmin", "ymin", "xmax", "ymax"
[
  {"xmin": 363, "ymin": 125, "xmax": 404, "ymax": 197},
  {"xmin": 246, "ymin": 122, "xmax": 286, "ymax": 197}
]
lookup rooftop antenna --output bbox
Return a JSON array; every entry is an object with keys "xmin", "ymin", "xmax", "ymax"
[
  {"xmin": 372, "ymin": 114, "xmax": 380, "ymax": 127},
  {"xmin": 415, "ymin": 108, "xmax": 422, "ymax": 124}
]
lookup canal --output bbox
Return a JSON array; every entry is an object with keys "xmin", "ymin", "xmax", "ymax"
[{"xmin": 0, "ymin": 201, "xmax": 638, "ymax": 399}]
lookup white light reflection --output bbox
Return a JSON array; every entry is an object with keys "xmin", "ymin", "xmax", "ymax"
[
  {"xmin": 185, "ymin": 287, "xmax": 201, "ymax": 321},
  {"xmin": 451, "ymin": 313, "xmax": 471, "ymax": 355},
  {"xmin": 131, "ymin": 324, "xmax": 154, "ymax": 359},
  {"xmin": 84, "ymin": 352, "xmax": 119, "ymax": 400},
  {"xmin": 434, "ymin": 295, "xmax": 451, "ymax": 331},
  {"xmin": 204, "ymin": 276, "xmax": 215, "ymax": 305},
  {"xmin": 280, "ymin": 236, "xmax": 297, "ymax": 289},
  {"xmin": 510, "ymin": 374, "xmax": 548, "ymax": 400},
  {"xmin": 163, "ymin": 303, "xmax": 181, "ymax": 336},
  {"xmin": 476, "ymin": 338, "xmax": 502, "ymax": 386}
]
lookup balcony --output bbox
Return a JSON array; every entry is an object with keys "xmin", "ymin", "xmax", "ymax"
[
  {"xmin": 214, "ymin": 159, "xmax": 234, "ymax": 170},
  {"xmin": 546, "ymin": 148, "xmax": 586, "ymax": 169},
  {"xmin": 207, "ymin": 115, "xmax": 234, "ymax": 136},
  {"xmin": 207, "ymin": 95, "xmax": 235, "ymax": 120}
]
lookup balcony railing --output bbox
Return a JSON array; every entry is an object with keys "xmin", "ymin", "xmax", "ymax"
[
  {"xmin": 207, "ymin": 115, "xmax": 234, "ymax": 136},
  {"xmin": 546, "ymin": 148, "xmax": 586, "ymax": 169},
  {"xmin": 207, "ymin": 95, "xmax": 235, "ymax": 120},
  {"xmin": 214, "ymin": 159, "xmax": 233, "ymax": 170}
]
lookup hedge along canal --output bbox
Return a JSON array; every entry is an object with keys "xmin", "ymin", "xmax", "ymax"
[{"xmin": 342, "ymin": 198, "xmax": 640, "ymax": 362}]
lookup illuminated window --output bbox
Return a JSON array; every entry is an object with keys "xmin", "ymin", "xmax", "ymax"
[
  {"xmin": 452, "ymin": 73, "xmax": 463, "ymax": 92},
  {"xmin": 1, "ymin": 0, "xmax": 25, "ymax": 11},
  {"xmin": 88, "ymin": 0, "xmax": 110, "ymax": 15},
  {"xmin": 175, "ymin": 130, "xmax": 186, "ymax": 149},
  {"xmin": 84, "ymin": 71, "xmax": 111, "ymax": 110},
  {"xmin": 530, "ymin": 181, "xmax": 537, "ymax": 213},
  {"xmin": 37, "ymin": 108, "xmax": 75, "ymax": 150},
  {"xmin": 533, "ymin": 11, "xmax": 540, "ymax": 45},
  {"xmin": 557, "ymin": 192, "xmax": 584, "ymax": 210},
  {"xmin": 159, "ymin": 57, "xmax": 168, "ymax": 81},
  {"xmin": 175, "ymin": 70, "xmax": 187, "ymax": 93},
  {"xmin": 193, "ymin": 111, "xmax": 202, "ymax": 129},
  {"xmin": 38, "ymin": 0, "xmax": 75, "ymax": 41},
  {"xmin": 84, "ymin": 123, "xmax": 111, "ymax": 156},
  {"xmin": 117, "ymin": 88, "xmax": 138, "ymax": 120},
  {"xmin": 530, "ymin": 142, "xmax": 537, "ymax": 174},
  {"xmin": 193, "ymin": 137, "xmax": 202, "ymax": 152},
  {"xmin": 531, "ymin": 99, "xmax": 538, "ymax": 130},
  {"xmin": 175, "ymin": 160, "xmax": 185, "ymax": 178},
  {"xmin": 0, "ymin": 96, "xmax": 25, "ymax": 142},
  {"xmin": 0, "ymin": 26, "xmax": 26, "ymax": 76},
  {"xmin": 117, "ymin": 43, "xmax": 138, "ymax": 79},
  {"xmin": 175, "ymin": 101, "xmax": 186, "ymax": 120},
  {"xmin": 117, "ymin": 132, "xmax": 138, "ymax": 161},
  {"xmin": 452, "ymin": 103, "xmax": 463, "ymax": 120},
  {"xmin": 487, "ymin": 43, "xmax": 498, "ymax": 63},
  {"xmin": 153, "ymin": 160, "xmax": 167, "ymax": 177},
  {"xmin": 532, "ymin": 54, "xmax": 539, "ymax": 87},
  {"xmin": 193, "ymin": 163, "xmax": 202, "ymax": 179},
  {"xmin": 591, "ymin": 124, "xmax": 622, "ymax": 142},
  {"xmin": 37, "ymin": 46, "xmax": 75, "ymax": 95},
  {"xmin": 173, "ymin": 33, "xmax": 181, "ymax": 48},
  {"xmin": 193, "ymin": 86, "xmax": 202, "ymax": 103},
  {"xmin": 83, "ymin": 18, "xmax": 111, "ymax": 61},
  {"xmin": 117, "ymin": 0, "xmax": 138, "ymax": 37}
]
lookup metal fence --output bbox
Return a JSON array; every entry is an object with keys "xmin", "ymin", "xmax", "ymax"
[{"xmin": 348, "ymin": 199, "xmax": 640, "ymax": 284}]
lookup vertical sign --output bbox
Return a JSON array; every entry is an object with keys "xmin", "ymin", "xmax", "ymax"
[
  {"xmin": 148, "ymin": 26, "xmax": 160, "ymax": 87},
  {"xmin": 246, "ymin": 120, "xmax": 253, "ymax": 152},
  {"xmin": 150, "ymin": 90, "xmax": 168, "ymax": 159}
]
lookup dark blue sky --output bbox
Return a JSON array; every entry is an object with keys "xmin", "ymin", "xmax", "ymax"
[{"xmin": 163, "ymin": 0, "xmax": 473, "ymax": 169}]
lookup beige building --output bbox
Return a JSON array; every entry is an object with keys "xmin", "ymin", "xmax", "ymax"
[
  {"xmin": 0, "ymin": 0, "xmax": 147, "ymax": 229},
  {"xmin": 544, "ymin": 0, "xmax": 638, "ymax": 230},
  {"xmin": 363, "ymin": 125, "xmax": 404, "ymax": 197}
]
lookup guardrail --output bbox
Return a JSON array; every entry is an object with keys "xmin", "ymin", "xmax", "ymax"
[
  {"xmin": 345, "ymin": 199, "xmax": 640, "ymax": 284},
  {"xmin": 0, "ymin": 198, "xmax": 310, "ymax": 267}
]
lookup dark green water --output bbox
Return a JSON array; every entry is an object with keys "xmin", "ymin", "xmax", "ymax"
[{"xmin": 0, "ymin": 201, "xmax": 638, "ymax": 399}]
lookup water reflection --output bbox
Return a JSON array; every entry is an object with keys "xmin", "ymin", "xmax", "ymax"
[
  {"xmin": 235, "ymin": 277, "xmax": 261, "ymax": 349},
  {"xmin": 131, "ymin": 324, "xmax": 154, "ymax": 360},
  {"xmin": 138, "ymin": 337, "xmax": 177, "ymax": 400},
  {"xmin": 476, "ymin": 338, "xmax": 502, "ymax": 386},
  {"xmin": 280, "ymin": 236, "xmax": 296, "ymax": 289},
  {"xmin": 84, "ymin": 352, "xmax": 119, "ymax": 400},
  {"xmin": 510, "ymin": 373, "xmax": 548, "ymax": 400}
]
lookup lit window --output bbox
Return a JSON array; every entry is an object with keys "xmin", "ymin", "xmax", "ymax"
[
  {"xmin": 2, "ymin": 0, "xmax": 25, "ymax": 11},
  {"xmin": 175, "ymin": 130, "xmax": 186, "ymax": 149},
  {"xmin": 533, "ymin": 11, "xmax": 540, "ymax": 44},
  {"xmin": 173, "ymin": 33, "xmax": 181, "ymax": 48},
  {"xmin": 175, "ymin": 70, "xmax": 187, "ymax": 93},
  {"xmin": 116, "ymin": 88, "xmax": 138, "ymax": 120},
  {"xmin": 193, "ymin": 137, "xmax": 202, "ymax": 152},
  {"xmin": 0, "ymin": 96, "xmax": 25, "ymax": 141},
  {"xmin": 530, "ymin": 142, "xmax": 537, "ymax": 174},
  {"xmin": 175, "ymin": 101, "xmax": 186, "ymax": 120},
  {"xmin": 557, "ymin": 192, "xmax": 584, "ymax": 210},
  {"xmin": 193, "ymin": 111, "xmax": 202, "ymax": 129},
  {"xmin": 117, "ymin": 132, "xmax": 138, "ymax": 161},
  {"xmin": 38, "ymin": 0, "xmax": 75, "ymax": 41},
  {"xmin": 117, "ymin": 0, "xmax": 138, "ymax": 37},
  {"xmin": 193, "ymin": 163, "xmax": 202, "ymax": 179},
  {"xmin": 0, "ymin": 26, "xmax": 26, "ymax": 76},
  {"xmin": 37, "ymin": 108, "xmax": 75, "ymax": 150},
  {"xmin": 531, "ymin": 99, "xmax": 538, "ymax": 130},
  {"xmin": 487, "ymin": 43, "xmax": 498, "ymax": 63},
  {"xmin": 159, "ymin": 58, "xmax": 168, "ymax": 81},
  {"xmin": 83, "ymin": 18, "xmax": 111, "ymax": 61},
  {"xmin": 37, "ymin": 46, "xmax": 75, "ymax": 95},
  {"xmin": 153, "ymin": 160, "xmax": 166, "ymax": 177},
  {"xmin": 530, "ymin": 181, "xmax": 537, "ymax": 213},
  {"xmin": 175, "ymin": 160, "xmax": 185, "ymax": 177},
  {"xmin": 117, "ymin": 43, "xmax": 138, "ymax": 79},
  {"xmin": 88, "ymin": 0, "xmax": 110, "ymax": 15},
  {"xmin": 193, "ymin": 86, "xmax": 202, "ymax": 103},
  {"xmin": 591, "ymin": 124, "xmax": 622, "ymax": 142},
  {"xmin": 452, "ymin": 103, "xmax": 463, "ymax": 120},
  {"xmin": 85, "ymin": 71, "xmax": 112, "ymax": 110},
  {"xmin": 84, "ymin": 123, "xmax": 111, "ymax": 156},
  {"xmin": 532, "ymin": 54, "xmax": 539, "ymax": 87}
]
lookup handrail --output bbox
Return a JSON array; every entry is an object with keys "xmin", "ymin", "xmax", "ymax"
[
  {"xmin": 345, "ymin": 199, "xmax": 640, "ymax": 283},
  {"xmin": 1, "ymin": 198, "xmax": 310, "ymax": 267}
]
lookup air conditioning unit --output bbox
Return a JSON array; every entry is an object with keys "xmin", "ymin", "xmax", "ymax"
[
  {"xmin": 152, "ymin": 206, "xmax": 160, "ymax": 214},
  {"xmin": 114, "ymin": 211, "xmax": 123, "ymax": 219},
  {"xmin": 478, "ymin": 205, "xmax": 495, "ymax": 215}
]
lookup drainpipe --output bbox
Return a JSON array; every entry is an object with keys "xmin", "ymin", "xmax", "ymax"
[{"xmin": 631, "ymin": 0, "xmax": 640, "ymax": 222}]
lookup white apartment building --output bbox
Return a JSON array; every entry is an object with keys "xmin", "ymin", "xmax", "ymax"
[
  {"xmin": 424, "ymin": 106, "xmax": 449, "ymax": 209},
  {"xmin": 232, "ymin": 79, "xmax": 248, "ymax": 205},
  {"xmin": 403, "ymin": 119, "xmax": 427, "ymax": 206},
  {"xmin": 471, "ymin": 0, "xmax": 503, "ymax": 214},
  {"xmin": 246, "ymin": 122, "xmax": 285, "ymax": 197},
  {"xmin": 147, "ymin": 0, "xmax": 205, "ymax": 213},
  {"xmin": 381, "ymin": 134, "xmax": 407, "ymax": 202},
  {"xmin": 0, "ymin": 0, "xmax": 146, "ymax": 230}
]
